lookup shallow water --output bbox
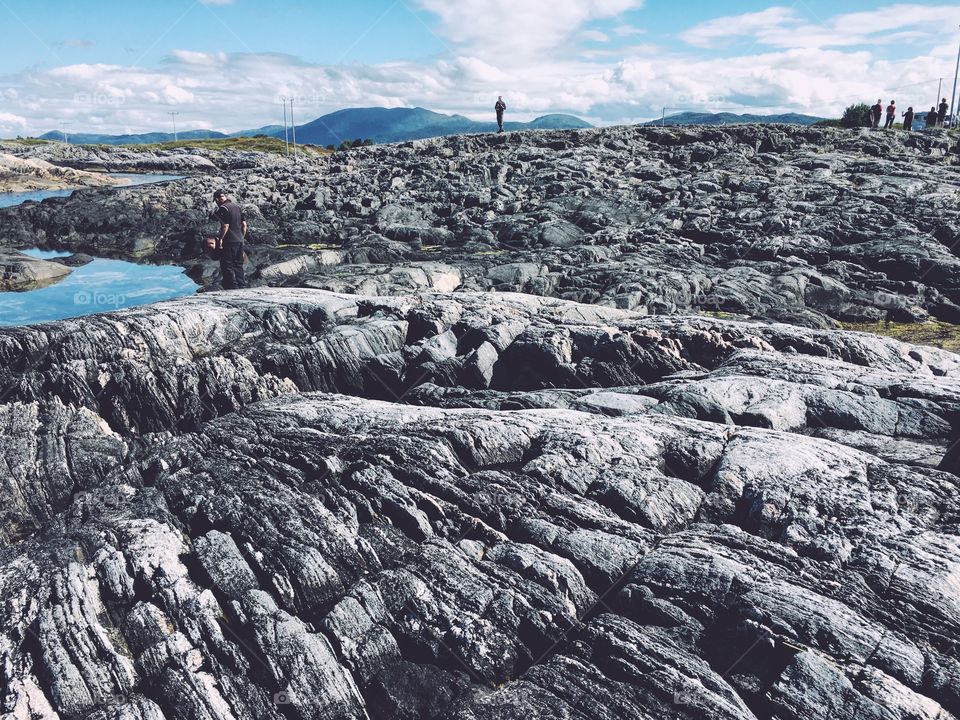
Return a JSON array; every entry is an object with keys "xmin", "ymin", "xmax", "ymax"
[
  {"xmin": 0, "ymin": 249, "xmax": 198, "ymax": 327},
  {"xmin": 0, "ymin": 173, "xmax": 198, "ymax": 327}
]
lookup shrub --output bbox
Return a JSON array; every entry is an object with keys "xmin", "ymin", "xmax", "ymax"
[{"xmin": 841, "ymin": 103, "xmax": 873, "ymax": 129}]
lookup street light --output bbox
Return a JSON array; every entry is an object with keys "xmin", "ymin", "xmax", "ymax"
[
  {"xmin": 280, "ymin": 97, "xmax": 290, "ymax": 156},
  {"xmin": 950, "ymin": 26, "xmax": 960, "ymax": 128},
  {"xmin": 290, "ymin": 98, "xmax": 298, "ymax": 159}
]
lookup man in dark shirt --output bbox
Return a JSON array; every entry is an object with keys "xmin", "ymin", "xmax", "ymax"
[
  {"xmin": 871, "ymin": 99, "xmax": 883, "ymax": 128},
  {"xmin": 938, "ymin": 98, "xmax": 949, "ymax": 127},
  {"xmin": 495, "ymin": 96, "xmax": 506, "ymax": 133},
  {"xmin": 213, "ymin": 189, "xmax": 248, "ymax": 290}
]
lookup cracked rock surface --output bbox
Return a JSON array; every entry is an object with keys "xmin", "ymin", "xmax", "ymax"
[
  {"xmin": 2, "ymin": 124, "xmax": 959, "ymax": 327},
  {"xmin": 1, "ymin": 289, "xmax": 959, "ymax": 719}
]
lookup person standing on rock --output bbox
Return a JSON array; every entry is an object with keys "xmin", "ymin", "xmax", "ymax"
[
  {"xmin": 212, "ymin": 190, "xmax": 248, "ymax": 290},
  {"xmin": 926, "ymin": 107, "xmax": 939, "ymax": 129},
  {"xmin": 884, "ymin": 100, "xmax": 896, "ymax": 129},
  {"xmin": 902, "ymin": 106, "xmax": 914, "ymax": 131},
  {"xmin": 495, "ymin": 96, "xmax": 506, "ymax": 133},
  {"xmin": 938, "ymin": 98, "xmax": 949, "ymax": 127},
  {"xmin": 871, "ymin": 99, "xmax": 883, "ymax": 128}
]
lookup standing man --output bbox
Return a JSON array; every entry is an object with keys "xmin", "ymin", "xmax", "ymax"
[
  {"xmin": 902, "ymin": 106, "xmax": 915, "ymax": 131},
  {"xmin": 495, "ymin": 96, "xmax": 506, "ymax": 133},
  {"xmin": 871, "ymin": 98, "xmax": 883, "ymax": 128},
  {"xmin": 926, "ymin": 106, "xmax": 939, "ymax": 128},
  {"xmin": 884, "ymin": 100, "xmax": 897, "ymax": 129},
  {"xmin": 938, "ymin": 97, "xmax": 949, "ymax": 126},
  {"xmin": 212, "ymin": 189, "xmax": 247, "ymax": 290}
]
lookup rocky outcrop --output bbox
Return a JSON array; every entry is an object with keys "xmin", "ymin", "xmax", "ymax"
[
  {"xmin": 3, "ymin": 124, "xmax": 958, "ymax": 324},
  {"xmin": 1, "ymin": 288, "xmax": 959, "ymax": 719},
  {"xmin": 0, "ymin": 250, "xmax": 72, "ymax": 290},
  {"xmin": 0, "ymin": 152, "xmax": 121, "ymax": 193}
]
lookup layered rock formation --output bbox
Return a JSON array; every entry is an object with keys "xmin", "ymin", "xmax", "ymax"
[
  {"xmin": 0, "ymin": 152, "xmax": 121, "ymax": 193},
  {"xmin": 0, "ymin": 251, "xmax": 72, "ymax": 291},
  {"xmin": 3, "ymin": 124, "xmax": 959, "ymax": 328},
  {"xmin": 1, "ymin": 289, "xmax": 959, "ymax": 720}
]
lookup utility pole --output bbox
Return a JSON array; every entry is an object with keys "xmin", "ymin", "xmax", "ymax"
[
  {"xmin": 661, "ymin": 107, "xmax": 666, "ymax": 127},
  {"xmin": 290, "ymin": 98, "xmax": 298, "ymax": 159},
  {"xmin": 936, "ymin": 78, "xmax": 942, "ymax": 113},
  {"xmin": 168, "ymin": 112, "xmax": 180, "ymax": 142},
  {"xmin": 281, "ymin": 97, "xmax": 290, "ymax": 156},
  {"xmin": 951, "ymin": 26, "xmax": 960, "ymax": 128},
  {"xmin": 62, "ymin": 122, "xmax": 71, "ymax": 144}
]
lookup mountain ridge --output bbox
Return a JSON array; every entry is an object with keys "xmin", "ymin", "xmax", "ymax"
[{"xmin": 38, "ymin": 106, "xmax": 592, "ymax": 146}]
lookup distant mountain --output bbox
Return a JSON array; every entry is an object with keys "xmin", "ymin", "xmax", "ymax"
[
  {"xmin": 38, "ymin": 107, "xmax": 592, "ymax": 147},
  {"xmin": 38, "ymin": 129, "xmax": 229, "ymax": 145},
  {"xmin": 271, "ymin": 107, "xmax": 593, "ymax": 146},
  {"xmin": 645, "ymin": 112, "xmax": 825, "ymax": 127}
]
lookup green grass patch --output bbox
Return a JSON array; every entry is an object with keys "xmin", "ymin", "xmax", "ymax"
[
  {"xmin": 842, "ymin": 321, "xmax": 960, "ymax": 353},
  {"xmin": 3, "ymin": 138, "xmax": 51, "ymax": 146},
  {"xmin": 124, "ymin": 136, "xmax": 328, "ymax": 156},
  {"xmin": 275, "ymin": 243, "xmax": 342, "ymax": 251}
]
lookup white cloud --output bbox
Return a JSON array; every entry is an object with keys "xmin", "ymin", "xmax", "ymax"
[
  {"xmin": 681, "ymin": 3, "xmax": 960, "ymax": 50},
  {"xmin": 415, "ymin": 0, "xmax": 645, "ymax": 56},
  {"xmin": 1, "ymin": 3, "xmax": 958, "ymax": 137}
]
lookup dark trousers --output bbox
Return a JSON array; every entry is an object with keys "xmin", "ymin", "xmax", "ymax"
[
  {"xmin": 497, "ymin": 112, "xmax": 504, "ymax": 132},
  {"xmin": 884, "ymin": 114, "xmax": 895, "ymax": 129},
  {"xmin": 904, "ymin": 119, "xmax": 913, "ymax": 131},
  {"xmin": 873, "ymin": 114, "xmax": 881, "ymax": 128},
  {"xmin": 220, "ymin": 243, "xmax": 246, "ymax": 289}
]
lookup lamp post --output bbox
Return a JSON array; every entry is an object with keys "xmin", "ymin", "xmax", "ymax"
[
  {"xmin": 950, "ymin": 26, "xmax": 960, "ymax": 128},
  {"xmin": 290, "ymin": 98, "xmax": 298, "ymax": 159},
  {"xmin": 281, "ymin": 97, "xmax": 289, "ymax": 156}
]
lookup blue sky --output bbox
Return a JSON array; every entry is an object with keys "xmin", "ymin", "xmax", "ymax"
[{"xmin": 1, "ymin": 0, "xmax": 959, "ymax": 135}]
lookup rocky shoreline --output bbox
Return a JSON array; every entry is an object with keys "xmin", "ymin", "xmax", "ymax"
[
  {"xmin": 1, "ymin": 125, "xmax": 959, "ymax": 719},
  {"xmin": 2, "ymin": 124, "xmax": 958, "ymax": 326},
  {"xmin": 0, "ymin": 289, "xmax": 958, "ymax": 719}
]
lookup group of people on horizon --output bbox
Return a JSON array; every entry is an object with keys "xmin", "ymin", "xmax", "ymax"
[{"xmin": 871, "ymin": 97, "xmax": 951, "ymax": 131}]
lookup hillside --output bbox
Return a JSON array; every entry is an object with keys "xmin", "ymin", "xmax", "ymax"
[
  {"xmin": 36, "ymin": 107, "xmax": 592, "ymax": 147},
  {"xmin": 647, "ymin": 111, "xmax": 825, "ymax": 126}
]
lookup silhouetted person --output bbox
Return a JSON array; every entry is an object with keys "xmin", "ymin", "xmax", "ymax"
[
  {"xmin": 939, "ymin": 98, "xmax": 949, "ymax": 126},
  {"xmin": 902, "ymin": 106, "xmax": 914, "ymax": 131},
  {"xmin": 926, "ymin": 107, "xmax": 939, "ymax": 128},
  {"xmin": 212, "ymin": 190, "xmax": 247, "ymax": 290},
  {"xmin": 884, "ymin": 100, "xmax": 896, "ymax": 129},
  {"xmin": 495, "ymin": 96, "xmax": 506, "ymax": 133},
  {"xmin": 871, "ymin": 99, "xmax": 883, "ymax": 128}
]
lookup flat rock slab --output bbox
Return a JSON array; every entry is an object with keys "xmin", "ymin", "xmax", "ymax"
[{"xmin": 0, "ymin": 250, "xmax": 72, "ymax": 291}]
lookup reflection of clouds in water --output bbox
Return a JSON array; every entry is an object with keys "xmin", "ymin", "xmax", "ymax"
[{"xmin": 0, "ymin": 255, "xmax": 197, "ymax": 327}]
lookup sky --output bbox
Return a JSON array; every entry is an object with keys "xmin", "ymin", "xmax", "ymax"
[{"xmin": 1, "ymin": 0, "xmax": 959, "ymax": 136}]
